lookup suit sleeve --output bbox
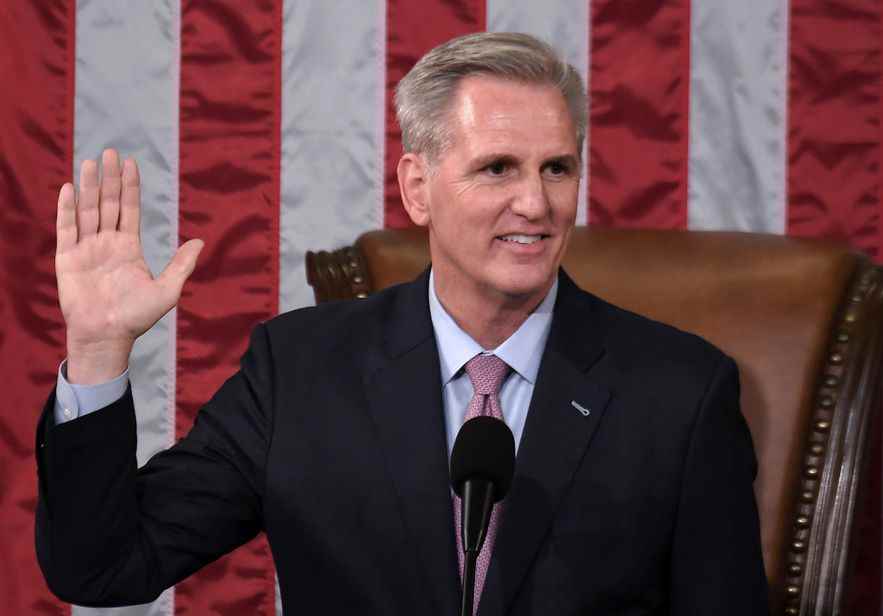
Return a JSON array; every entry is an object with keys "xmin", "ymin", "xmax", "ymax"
[
  {"xmin": 36, "ymin": 322, "xmax": 276, "ymax": 607},
  {"xmin": 669, "ymin": 354, "xmax": 770, "ymax": 614}
]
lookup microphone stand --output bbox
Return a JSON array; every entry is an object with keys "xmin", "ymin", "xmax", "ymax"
[
  {"xmin": 459, "ymin": 479, "xmax": 495, "ymax": 616},
  {"xmin": 461, "ymin": 549, "xmax": 478, "ymax": 616}
]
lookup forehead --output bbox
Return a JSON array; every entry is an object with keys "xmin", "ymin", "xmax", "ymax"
[{"xmin": 442, "ymin": 75, "xmax": 577, "ymax": 158}]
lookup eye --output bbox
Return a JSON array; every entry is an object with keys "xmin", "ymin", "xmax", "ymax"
[
  {"xmin": 483, "ymin": 160, "xmax": 509, "ymax": 176},
  {"xmin": 544, "ymin": 160, "xmax": 572, "ymax": 177}
]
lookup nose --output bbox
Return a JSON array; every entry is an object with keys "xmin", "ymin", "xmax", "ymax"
[{"xmin": 509, "ymin": 171, "xmax": 550, "ymax": 220}]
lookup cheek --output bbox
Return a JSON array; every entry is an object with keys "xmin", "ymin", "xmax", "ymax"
[
  {"xmin": 434, "ymin": 191, "xmax": 499, "ymax": 237},
  {"xmin": 548, "ymin": 183, "xmax": 579, "ymax": 223}
]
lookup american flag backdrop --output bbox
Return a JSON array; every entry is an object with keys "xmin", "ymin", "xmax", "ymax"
[{"xmin": 1, "ymin": 0, "xmax": 881, "ymax": 614}]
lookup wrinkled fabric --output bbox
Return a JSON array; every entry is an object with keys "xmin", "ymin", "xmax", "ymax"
[
  {"xmin": 279, "ymin": 0, "xmax": 384, "ymax": 312},
  {"xmin": 0, "ymin": 1, "xmax": 73, "ymax": 615},
  {"xmin": 175, "ymin": 1, "xmax": 281, "ymax": 615},
  {"xmin": 688, "ymin": 0, "xmax": 789, "ymax": 233},
  {"xmin": 74, "ymin": 0, "xmax": 182, "ymax": 470},
  {"xmin": 589, "ymin": 0, "xmax": 691, "ymax": 229},
  {"xmin": 72, "ymin": 2, "xmax": 181, "ymax": 615},
  {"xmin": 788, "ymin": 0, "xmax": 881, "ymax": 259}
]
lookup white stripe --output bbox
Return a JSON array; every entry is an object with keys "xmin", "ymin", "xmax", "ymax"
[
  {"xmin": 72, "ymin": 1, "xmax": 180, "ymax": 614},
  {"xmin": 279, "ymin": 0, "xmax": 385, "ymax": 313},
  {"xmin": 583, "ymin": 1, "xmax": 592, "ymax": 228},
  {"xmin": 275, "ymin": 573, "xmax": 283, "ymax": 616},
  {"xmin": 687, "ymin": 0, "xmax": 789, "ymax": 233},
  {"xmin": 486, "ymin": 0, "xmax": 591, "ymax": 225}
]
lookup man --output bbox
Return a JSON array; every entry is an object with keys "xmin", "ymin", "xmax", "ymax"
[{"xmin": 38, "ymin": 33, "xmax": 769, "ymax": 614}]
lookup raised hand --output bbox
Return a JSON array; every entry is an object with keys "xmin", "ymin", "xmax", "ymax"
[{"xmin": 56, "ymin": 149, "xmax": 203, "ymax": 384}]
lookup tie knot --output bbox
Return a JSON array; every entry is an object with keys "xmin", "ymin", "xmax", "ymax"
[{"xmin": 464, "ymin": 354, "xmax": 510, "ymax": 395}]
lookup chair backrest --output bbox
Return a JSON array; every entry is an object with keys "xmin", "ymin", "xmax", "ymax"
[{"xmin": 306, "ymin": 226, "xmax": 883, "ymax": 615}]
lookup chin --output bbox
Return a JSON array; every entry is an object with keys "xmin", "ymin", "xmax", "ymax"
[{"xmin": 486, "ymin": 266, "xmax": 557, "ymax": 301}]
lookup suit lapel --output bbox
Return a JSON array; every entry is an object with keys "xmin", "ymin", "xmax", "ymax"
[
  {"xmin": 479, "ymin": 272, "xmax": 616, "ymax": 616},
  {"xmin": 363, "ymin": 271, "xmax": 460, "ymax": 616}
]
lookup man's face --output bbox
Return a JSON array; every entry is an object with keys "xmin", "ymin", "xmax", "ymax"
[{"xmin": 412, "ymin": 75, "xmax": 580, "ymax": 311}]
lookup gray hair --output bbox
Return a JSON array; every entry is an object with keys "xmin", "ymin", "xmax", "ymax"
[{"xmin": 395, "ymin": 32, "xmax": 586, "ymax": 161}]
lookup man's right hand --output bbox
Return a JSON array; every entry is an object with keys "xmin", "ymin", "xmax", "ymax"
[{"xmin": 56, "ymin": 149, "xmax": 203, "ymax": 384}]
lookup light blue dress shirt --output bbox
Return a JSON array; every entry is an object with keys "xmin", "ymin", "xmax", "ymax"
[
  {"xmin": 53, "ymin": 361, "xmax": 129, "ymax": 424},
  {"xmin": 54, "ymin": 272, "xmax": 558, "ymax": 458},
  {"xmin": 428, "ymin": 270, "xmax": 556, "ymax": 456}
]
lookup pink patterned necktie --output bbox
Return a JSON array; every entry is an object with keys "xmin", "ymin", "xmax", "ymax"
[{"xmin": 454, "ymin": 353, "xmax": 511, "ymax": 614}]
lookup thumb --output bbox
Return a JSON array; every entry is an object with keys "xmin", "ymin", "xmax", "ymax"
[{"xmin": 156, "ymin": 238, "xmax": 204, "ymax": 302}]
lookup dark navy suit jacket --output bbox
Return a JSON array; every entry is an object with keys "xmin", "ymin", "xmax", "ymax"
[{"xmin": 36, "ymin": 269, "xmax": 769, "ymax": 614}]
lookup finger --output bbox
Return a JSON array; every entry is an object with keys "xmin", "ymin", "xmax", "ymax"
[
  {"xmin": 99, "ymin": 148, "xmax": 122, "ymax": 232},
  {"xmin": 119, "ymin": 157, "xmax": 141, "ymax": 236},
  {"xmin": 56, "ymin": 183, "xmax": 78, "ymax": 254},
  {"xmin": 77, "ymin": 159, "xmax": 100, "ymax": 238},
  {"xmin": 156, "ymin": 239, "xmax": 204, "ymax": 306}
]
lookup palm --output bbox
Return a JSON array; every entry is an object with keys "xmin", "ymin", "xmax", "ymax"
[
  {"xmin": 56, "ymin": 149, "xmax": 202, "ymax": 365},
  {"xmin": 58, "ymin": 232, "xmax": 167, "ymax": 342}
]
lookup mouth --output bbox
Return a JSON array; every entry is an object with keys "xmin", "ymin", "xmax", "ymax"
[{"xmin": 496, "ymin": 233, "xmax": 548, "ymax": 245}]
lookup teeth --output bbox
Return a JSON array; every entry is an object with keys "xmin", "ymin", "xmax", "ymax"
[{"xmin": 500, "ymin": 234, "xmax": 542, "ymax": 244}]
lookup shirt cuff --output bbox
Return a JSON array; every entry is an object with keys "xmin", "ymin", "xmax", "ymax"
[{"xmin": 54, "ymin": 360, "xmax": 129, "ymax": 424}]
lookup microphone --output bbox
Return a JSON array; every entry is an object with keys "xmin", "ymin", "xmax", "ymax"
[{"xmin": 450, "ymin": 416, "xmax": 516, "ymax": 616}]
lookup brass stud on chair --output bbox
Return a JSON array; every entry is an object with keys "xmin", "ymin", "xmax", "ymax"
[{"xmin": 771, "ymin": 262, "xmax": 882, "ymax": 616}]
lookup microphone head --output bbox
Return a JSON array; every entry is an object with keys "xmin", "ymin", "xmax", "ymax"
[{"xmin": 450, "ymin": 416, "xmax": 516, "ymax": 502}]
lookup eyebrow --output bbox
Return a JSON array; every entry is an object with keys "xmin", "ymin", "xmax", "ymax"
[
  {"xmin": 470, "ymin": 153, "xmax": 517, "ymax": 169},
  {"xmin": 470, "ymin": 152, "xmax": 579, "ymax": 169}
]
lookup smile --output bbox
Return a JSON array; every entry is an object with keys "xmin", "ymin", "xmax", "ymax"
[{"xmin": 498, "ymin": 234, "xmax": 546, "ymax": 245}]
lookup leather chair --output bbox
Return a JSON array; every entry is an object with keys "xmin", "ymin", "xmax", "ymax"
[{"xmin": 306, "ymin": 227, "xmax": 883, "ymax": 615}]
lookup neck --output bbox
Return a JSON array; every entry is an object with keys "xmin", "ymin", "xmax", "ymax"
[{"xmin": 432, "ymin": 271, "xmax": 552, "ymax": 349}]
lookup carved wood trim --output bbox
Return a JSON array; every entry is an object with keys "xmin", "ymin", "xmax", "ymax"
[
  {"xmin": 785, "ymin": 260, "xmax": 883, "ymax": 616},
  {"xmin": 305, "ymin": 245, "xmax": 371, "ymax": 303}
]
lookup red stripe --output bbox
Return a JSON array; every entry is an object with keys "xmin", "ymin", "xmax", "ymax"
[
  {"xmin": 383, "ymin": 0, "xmax": 486, "ymax": 228},
  {"xmin": 176, "ymin": 1, "xmax": 281, "ymax": 614},
  {"xmin": 588, "ymin": 0, "xmax": 691, "ymax": 229},
  {"xmin": 0, "ymin": 1, "xmax": 74, "ymax": 614},
  {"xmin": 787, "ymin": 1, "xmax": 881, "ymax": 259}
]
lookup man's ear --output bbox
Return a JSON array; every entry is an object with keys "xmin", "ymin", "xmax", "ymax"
[{"xmin": 397, "ymin": 153, "xmax": 431, "ymax": 227}]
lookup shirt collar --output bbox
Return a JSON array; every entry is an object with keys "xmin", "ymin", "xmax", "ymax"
[{"xmin": 428, "ymin": 269, "xmax": 557, "ymax": 385}]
